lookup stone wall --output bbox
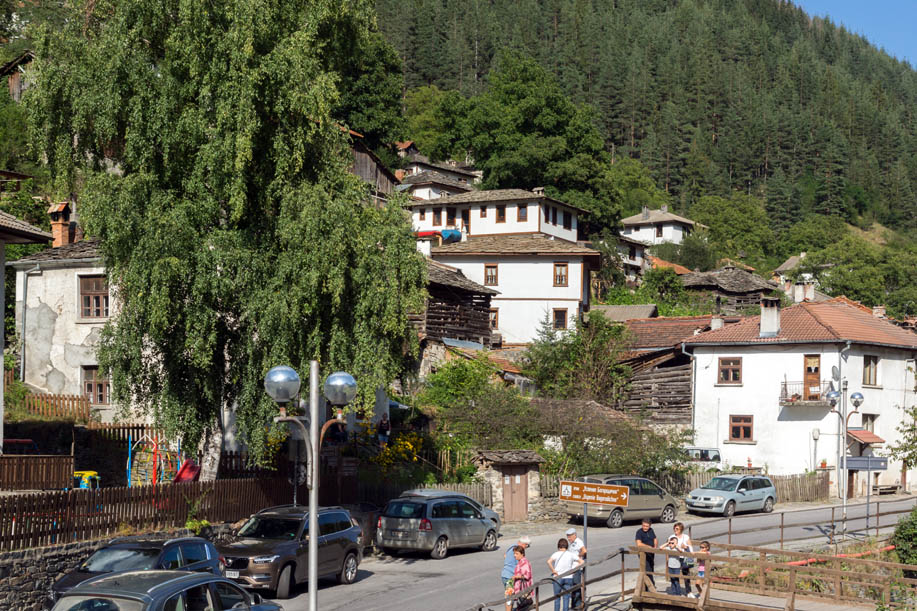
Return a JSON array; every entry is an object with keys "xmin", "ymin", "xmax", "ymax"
[{"xmin": 0, "ymin": 528, "xmax": 191, "ymax": 611}]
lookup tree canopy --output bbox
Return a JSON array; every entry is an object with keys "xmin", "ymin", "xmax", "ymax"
[{"xmin": 27, "ymin": 0, "xmax": 426, "ymax": 463}]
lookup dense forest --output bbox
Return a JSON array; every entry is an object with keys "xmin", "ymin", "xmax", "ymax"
[{"xmin": 377, "ymin": 0, "xmax": 917, "ymax": 232}]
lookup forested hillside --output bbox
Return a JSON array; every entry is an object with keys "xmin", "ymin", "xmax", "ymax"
[{"xmin": 377, "ymin": 0, "xmax": 917, "ymax": 232}]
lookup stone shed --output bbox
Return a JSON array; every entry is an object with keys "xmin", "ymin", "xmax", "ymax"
[{"xmin": 473, "ymin": 449, "xmax": 544, "ymax": 522}]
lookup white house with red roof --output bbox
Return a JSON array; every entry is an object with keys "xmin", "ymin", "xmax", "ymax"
[{"xmin": 683, "ymin": 298, "xmax": 917, "ymax": 497}]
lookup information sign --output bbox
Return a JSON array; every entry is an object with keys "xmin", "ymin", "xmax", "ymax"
[{"xmin": 559, "ymin": 480, "xmax": 629, "ymax": 507}]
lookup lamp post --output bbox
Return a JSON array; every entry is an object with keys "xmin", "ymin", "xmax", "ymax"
[
  {"xmin": 826, "ymin": 388, "xmax": 865, "ymax": 539},
  {"xmin": 264, "ymin": 366, "xmax": 309, "ymax": 507}
]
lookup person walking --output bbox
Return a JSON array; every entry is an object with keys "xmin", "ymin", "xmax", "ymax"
[
  {"xmin": 547, "ymin": 538, "xmax": 583, "ymax": 611},
  {"xmin": 501, "ymin": 536, "xmax": 531, "ymax": 610},
  {"xmin": 377, "ymin": 412, "xmax": 391, "ymax": 446},
  {"xmin": 634, "ymin": 518, "xmax": 658, "ymax": 590},
  {"xmin": 565, "ymin": 528, "xmax": 587, "ymax": 609},
  {"xmin": 672, "ymin": 522, "xmax": 693, "ymax": 597}
]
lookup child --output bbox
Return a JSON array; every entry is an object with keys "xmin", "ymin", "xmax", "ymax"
[
  {"xmin": 664, "ymin": 534, "xmax": 682, "ymax": 596},
  {"xmin": 694, "ymin": 541, "xmax": 710, "ymax": 596}
]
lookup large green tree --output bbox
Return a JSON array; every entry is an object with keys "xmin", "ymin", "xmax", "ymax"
[{"xmin": 28, "ymin": 0, "xmax": 426, "ymax": 473}]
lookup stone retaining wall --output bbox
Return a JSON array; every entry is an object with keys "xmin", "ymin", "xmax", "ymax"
[{"xmin": 0, "ymin": 528, "xmax": 191, "ymax": 611}]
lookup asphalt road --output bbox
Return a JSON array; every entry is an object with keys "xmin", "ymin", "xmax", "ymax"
[{"xmin": 276, "ymin": 496, "xmax": 917, "ymax": 611}]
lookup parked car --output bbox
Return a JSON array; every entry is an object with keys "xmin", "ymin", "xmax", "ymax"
[
  {"xmin": 50, "ymin": 570, "xmax": 281, "ymax": 611},
  {"xmin": 377, "ymin": 493, "xmax": 500, "ymax": 559},
  {"xmin": 683, "ymin": 447, "xmax": 724, "ymax": 472},
  {"xmin": 686, "ymin": 474, "xmax": 777, "ymax": 517},
  {"xmin": 563, "ymin": 474, "xmax": 679, "ymax": 528},
  {"xmin": 47, "ymin": 536, "xmax": 221, "ymax": 608},
  {"xmin": 216, "ymin": 505, "xmax": 362, "ymax": 599},
  {"xmin": 398, "ymin": 489, "xmax": 502, "ymax": 532}
]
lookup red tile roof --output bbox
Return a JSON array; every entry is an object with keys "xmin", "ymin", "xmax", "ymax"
[
  {"xmin": 648, "ymin": 256, "xmax": 691, "ymax": 275},
  {"xmin": 685, "ymin": 299, "xmax": 917, "ymax": 350},
  {"xmin": 847, "ymin": 429, "xmax": 885, "ymax": 445}
]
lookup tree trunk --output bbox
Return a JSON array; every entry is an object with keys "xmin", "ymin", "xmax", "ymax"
[{"xmin": 198, "ymin": 418, "xmax": 223, "ymax": 481}]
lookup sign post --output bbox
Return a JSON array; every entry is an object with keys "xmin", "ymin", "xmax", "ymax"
[
  {"xmin": 560, "ymin": 480, "xmax": 630, "ymax": 605},
  {"xmin": 842, "ymin": 456, "xmax": 887, "ymax": 532}
]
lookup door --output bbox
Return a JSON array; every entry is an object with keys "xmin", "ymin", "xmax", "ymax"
[
  {"xmin": 502, "ymin": 466, "xmax": 529, "ymax": 522},
  {"xmin": 736, "ymin": 478, "xmax": 758, "ymax": 509},
  {"xmin": 804, "ymin": 355, "xmax": 821, "ymax": 400},
  {"xmin": 179, "ymin": 542, "xmax": 212, "ymax": 573},
  {"xmin": 617, "ymin": 478, "xmax": 646, "ymax": 519},
  {"xmin": 461, "ymin": 208, "xmax": 470, "ymax": 233},
  {"xmin": 457, "ymin": 499, "xmax": 487, "ymax": 545},
  {"xmin": 318, "ymin": 512, "xmax": 343, "ymax": 576},
  {"xmin": 640, "ymin": 479, "xmax": 666, "ymax": 518}
]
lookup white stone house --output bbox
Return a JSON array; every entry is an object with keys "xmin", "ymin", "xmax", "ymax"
[
  {"xmin": 620, "ymin": 204, "xmax": 702, "ymax": 245},
  {"xmin": 615, "ymin": 235, "xmax": 649, "ymax": 282},
  {"xmin": 397, "ymin": 170, "xmax": 473, "ymax": 200},
  {"xmin": 683, "ymin": 297, "xmax": 917, "ymax": 496},
  {"xmin": 403, "ymin": 154, "xmax": 478, "ymax": 185}
]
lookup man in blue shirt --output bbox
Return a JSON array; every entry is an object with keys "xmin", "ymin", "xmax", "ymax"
[{"xmin": 501, "ymin": 535, "xmax": 531, "ymax": 609}]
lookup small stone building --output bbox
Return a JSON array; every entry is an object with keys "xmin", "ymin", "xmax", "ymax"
[{"xmin": 473, "ymin": 450, "xmax": 544, "ymax": 522}]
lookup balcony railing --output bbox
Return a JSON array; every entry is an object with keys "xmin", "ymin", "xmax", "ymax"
[{"xmin": 779, "ymin": 381, "xmax": 833, "ymax": 406}]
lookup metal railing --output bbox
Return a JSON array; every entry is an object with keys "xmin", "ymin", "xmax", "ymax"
[{"xmin": 780, "ymin": 380, "xmax": 833, "ymax": 405}]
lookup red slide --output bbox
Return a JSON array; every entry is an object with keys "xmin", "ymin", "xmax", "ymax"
[{"xmin": 174, "ymin": 459, "xmax": 201, "ymax": 482}]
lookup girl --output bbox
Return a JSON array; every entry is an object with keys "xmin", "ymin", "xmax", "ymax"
[{"xmin": 695, "ymin": 541, "xmax": 711, "ymax": 596}]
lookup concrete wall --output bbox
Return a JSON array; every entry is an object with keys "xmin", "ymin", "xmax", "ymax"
[
  {"xmin": 15, "ymin": 265, "xmax": 116, "ymax": 421},
  {"xmin": 692, "ymin": 343, "xmax": 917, "ymax": 489}
]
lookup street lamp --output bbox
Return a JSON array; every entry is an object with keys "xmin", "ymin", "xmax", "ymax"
[{"xmin": 827, "ymin": 387, "xmax": 865, "ymax": 539}]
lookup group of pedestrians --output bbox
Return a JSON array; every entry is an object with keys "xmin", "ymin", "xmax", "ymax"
[
  {"xmin": 634, "ymin": 518, "xmax": 710, "ymax": 597},
  {"xmin": 500, "ymin": 528, "xmax": 587, "ymax": 611}
]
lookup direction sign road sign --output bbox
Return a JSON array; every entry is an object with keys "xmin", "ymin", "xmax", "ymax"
[
  {"xmin": 842, "ymin": 456, "xmax": 888, "ymax": 471},
  {"xmin": 559, "ymin": 480, "xmax": 629, "ymax": 507}
]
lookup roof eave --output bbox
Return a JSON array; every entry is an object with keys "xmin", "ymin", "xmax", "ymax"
[{"xmin": 685, "ymin": 338, "xmax": 917, "ymax": 351}]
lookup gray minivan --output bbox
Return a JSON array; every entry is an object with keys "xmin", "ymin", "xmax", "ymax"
[
  {"xmin": 563, "ymin": 474, "xmax": 679, "ymax": 528},
  {"xmin": 377, "ymin": 495, "xmax": 499, "ymax": 559}
]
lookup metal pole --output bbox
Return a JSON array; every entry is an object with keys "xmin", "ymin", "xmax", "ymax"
[
  {"xmin": 841, "ymin": 381, "xmax": 848, "ymax": 539},
  {"xmin": 309, "ymin": 360, "xmax": 320, "ymax": 611},
  {"xmin": 582, "ymin": 503, "xmax": 587, "ymax": 604},
  {"xmin": 866, "ymin": 456, "xmax": 871, "ymax": 533}
]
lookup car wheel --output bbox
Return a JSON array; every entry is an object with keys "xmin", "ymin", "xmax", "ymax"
[
  {"xmin": 431, "ymin": 536, "xmax": 449, "ymax": 559},
  {"xmin": 660, "ymin": 505, "xmax": 676, "ymax": 523},
  {"xmin": 763, "ymin": 497, "xmax": 775, "ymax": 513},
  {"xmin": 723, "ymin": 501, "xmax": 736, "ymax": 518},
  {"xmin": 606, "ymin": 509, "xmax": 624, "ymax": 528},
  {"xmin": 338, "ymin": 552, "xmax": 358, "ymax": 584},
  {"xmin": 481, "ymin": 530, "xmax": 498, "ymax": 551},
  {"xmin": 275, "ymin": 564, "xmax": 294, "ymax": 599}
]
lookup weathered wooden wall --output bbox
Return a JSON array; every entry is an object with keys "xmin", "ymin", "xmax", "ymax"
[
  {"xmin": 620, "ymin": 361, "xmax": 692, "ymax": 424},
  {"xmin": 410, "ymin": 285, "xmax": 492, "ymax": 344}
]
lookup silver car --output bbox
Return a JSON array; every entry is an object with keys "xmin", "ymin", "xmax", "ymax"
[
  {"xmin": 686, "ymin": 474, "xmax": 777, "ymax": 517},
  {"xmin": 377, "ymin": 494, "xmax": 500, "ymax": 559},
  {"xmin": 563, "ymin": 474, "xmax": 679, "ymax": 528}
]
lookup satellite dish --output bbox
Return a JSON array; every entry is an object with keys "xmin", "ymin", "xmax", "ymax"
[{"xmin": 832, "ymin": 366, "xmax": 840, "ymax": 382}]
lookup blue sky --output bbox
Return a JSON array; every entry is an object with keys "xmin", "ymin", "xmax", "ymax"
[{"xmin": 794, "ymin": 1, "xmax": 915, "ymax": 67}]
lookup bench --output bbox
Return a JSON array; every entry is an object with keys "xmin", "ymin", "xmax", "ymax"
[{"xmin": 872, "ymin": 484, "xmax": 901, "ymax": 495}]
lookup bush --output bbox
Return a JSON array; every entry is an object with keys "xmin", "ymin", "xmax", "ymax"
[{"xmin": 892, "ymin": 506, "xmax": 917, "ymax": 578}]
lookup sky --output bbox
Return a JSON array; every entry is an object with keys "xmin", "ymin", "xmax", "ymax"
[{"xmin": 794, "ymin": 1, "xmax": 915, "ymax": 67}]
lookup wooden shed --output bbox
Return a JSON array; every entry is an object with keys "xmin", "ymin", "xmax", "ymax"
[
  {"xmin": 412, "ymin": 259, "xmax": 496, "ymax": 346},
  {"xmin": 682, "ymin": 266, "xmax": 780, "ymax": 315},
  {"xmin": 473, "ymin": 450, "xmax": 544, "ymax": 522}
]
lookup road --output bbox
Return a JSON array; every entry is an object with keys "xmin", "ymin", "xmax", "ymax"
[{"xmin": 277, "ymin": 496, "xmax": 917, "ymax": 611}]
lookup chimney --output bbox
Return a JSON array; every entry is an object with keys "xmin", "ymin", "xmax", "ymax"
[
  {"xmin": 532, "ymin": 186, "xmax": 545, "ymax": 196},
  {"xmin": 760, "ymin": 297, "xmax": 781, "ymax": 338},
  {"xmin": 661, "ymin": 204, "xmax": 668, "ymax": 213},
  {"xmin": 710, "ymin": 316, "xmax": 724, "ymax": 330},
  {"xmin": 642, "ymin": 205, "xmax": 650, "ymax": 220},
  {"xmin": 395, "ymin": 169, "xmax": 405, "ymax": 181},
  {"xmin": 872, "ymin": 305, "xmax": 886, "ymax": 318},
  {"xmin": 47, "ymin": 201, "xmax": 72, "ymax": 248}
]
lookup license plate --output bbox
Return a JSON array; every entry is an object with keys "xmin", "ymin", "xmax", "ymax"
[{"xmin": 225, "ymin": 570, "xmax": 240, "ymax": 579}]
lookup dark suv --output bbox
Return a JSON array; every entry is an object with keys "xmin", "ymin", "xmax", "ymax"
[
  {"xmin": 217, "ymin": 505, "xmax": 363, "ymax": 599},
  {"xmin": 47, "ymin": 537, "xmax": 221, "ymax": 608}
]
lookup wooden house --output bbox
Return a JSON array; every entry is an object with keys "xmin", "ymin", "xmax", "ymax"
[
  {"xmin": 0, "ymin": 51, "xmax": 34, "ymax": 102},
  {"xmin": 681, "ymin": 266, "xmax": 780, "ymax": 314},
  {"xmin": 411, "ymin": 259, "xmax": 496, "ymax": 346}
]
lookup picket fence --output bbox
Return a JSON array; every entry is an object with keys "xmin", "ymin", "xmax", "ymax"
[
  {"xmin": 19, "ymin": 393, "xmax": 91, "ymax": 422},
  {"xmin": 0, "ymin": 455, "xmax": 74, "ymax": 490},
  {"xmin": 541, "ymin": 471, "xmax": 829, "ymax": 504},
  {"xmin": 87, "ymin": 422, "xmax": 167, "ymax": 443}
]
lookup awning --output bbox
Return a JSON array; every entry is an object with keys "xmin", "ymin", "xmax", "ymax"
[{"xmin": 847, "ymin": 429, "xmax": 885, "ymax": 445}]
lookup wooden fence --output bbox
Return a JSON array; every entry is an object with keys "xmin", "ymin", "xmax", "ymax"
[
  {"xmin": 357, "ymin": 481, "xmax": 493, "ymax": 508},
  {"xmin": 0, "ymin": 455, "xmax": 74, "ymax": 490},
  {"xmin": 541, "ymin": 471, "xmax": 829, "ymax": 504},
  {"xmin": 87, "ymin": 422, "xmax": 166, "ymax": 443},
  {"xmin": 18, "ymin": 394, "xmax": 91, "ymax": 422},
  {"xmin": 4, "ymin": 369, "xmax": 14, "ymax": 387},
  {"xmin": 0, "ymin": 477, "xmax": 295, "ymax": 552}
]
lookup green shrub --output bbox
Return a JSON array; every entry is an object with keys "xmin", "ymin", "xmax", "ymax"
[{"xmin": 892, "ymin": 506, "xmax": 917, "ymax": 578}]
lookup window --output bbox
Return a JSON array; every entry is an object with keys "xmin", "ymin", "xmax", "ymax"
[
  {"xmin": 553, "ymin": 262, "xmax": 568, "ymax": 287},
  {"xmin": 419, "ymin": 208, "xmax": 426, "ymax": 221},
  {"xmin": 496, "ymin": 204, "xmax": 506, "ymax": 223},
  {"xmin": 862, "ymin": 413, "xmax": 877, "ymax": 433},
  {"xmin": 863, "ymin": 355, "xmax": 878, "ymax": 386},
  {"xmin": 80, "ymin": 275, "xmax": 109, "ymax": 318},
  {"xmin": 729, "ymin": 415, "xmax": 753, "ymax": 441},
  {"xmin": 83, "ymin": 366, "xmax": 110, "ymax": 405},
  {"xmin": 484, "ymin": 264, "xmax": 498, "ymax": 286},
  {"xmin": 718, "ymin": 357, "xmax": 742, "ymax": 385},
  {"xmin": 552, "ymin": 308, "xmax": 568, "ymax": 330},
  {"xmin": 179, "ymin": 542, "xmax": 208, "ymax": 566},
  {"xmin": 480, "ymin": 205, "xmax": 487, "ymax": 218},
  {"xmin": 183, "ymin": 584, "xmax": 213, "ymax": 611},
  {"xmin": 164, "ymin": 593, "xmax": 186, "ymax": 611},
  {"xmin": 446, "ymin": 207, "xmax": 457, "ymax": 226},
  {"xmin": 432, "ymin": 208, "xmax": 442, "ymax": 226},
  {"xmin": 563, "ymin": 211, "xmax": 572, "ymax": 230},
  {"xmin": 517, "ymin": 203, "xmax": 528, "ymax": 222},
  {"xmin": 489, "ymin": 308, "xmax": 499, "ymax": 330},
  {"xmin": 213, "ymin": 582, "xmax": 248, "ymax": 609},
  {"xmin": 159, "ymin": 546, "xmax": 182, "ymax": 570},
  {"xmin": 551, "ymin": 206, "xmax": 558, "ymax": 225},
  {"xmin": 628, "ymin": 246, "xmax": 636, "ymax": 260},
  {"xmin": 458, "ymin": 501, "xmax": 480, "ymax": 519},
  {"xmin": 655, "ymin": 224, "xmax": 663, "ymax": 238}
]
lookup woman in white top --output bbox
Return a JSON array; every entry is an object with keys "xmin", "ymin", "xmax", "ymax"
[
  {"xmin": 672, "ymin": 522, "xmax": 694, "ymax": 597},
  {"xmin": 547, "ymin": 538, "xmax": 583, "ymax": 611}
]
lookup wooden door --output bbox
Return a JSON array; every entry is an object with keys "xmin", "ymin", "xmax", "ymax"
[
  {"xmin": 502, "ymin": 466, "xmax": 529, "ymax": 522},
  {"xmin": 804, "ymin": 355, "xmax": 821, "ymax": 400}
]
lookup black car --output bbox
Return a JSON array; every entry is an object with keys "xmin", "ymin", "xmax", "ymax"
[
  {"xmin": 217, "ymin": 505, "xmax": 363, "ymax": 599},
  {"xmin": 47, "ymin": 536, "xmax": 222, "ymax": 608}
]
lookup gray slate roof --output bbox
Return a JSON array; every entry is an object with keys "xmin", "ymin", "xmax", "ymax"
[
  {"xmin": 400, "ymin": 170, "xmax": 474, "ymax": 192},
  {"xmin": 406, "ymin": 154, "xmax": 478, "ymax": 178},
  {"xmin": 432, "ymin": 233, "xmax": 599, "ymax": 257},
  {"xmin": 592, "ymin": 304, "xmax": 658, "ymax": 322},
  {"xmin": 682, "ymin": 267, "xmax": 779, "ymax": 293},
  {"xmin": 0, "ymin": 210, "xmax": 52, "ymax": 244},
  {"xmin": 421, "ymin": 188, "xmax": 590, "ymax": 215},
  {"xmin": 474, "ymin": 450, "xmax": 544, "ymax": 465},
  {"xmin": 620, "ymin": 207, "xmax": 703, "ymax": 228},
  {"xmin": 774, "ymin": 253, "xmax": 805, "ymax": 274},
  {"xmin": 11, "ymin": 239, "xmax": 100, "ymax": 265},
  {"xmin": 427, "ymin": 259, "xmax": 497, "ymax": 295}
]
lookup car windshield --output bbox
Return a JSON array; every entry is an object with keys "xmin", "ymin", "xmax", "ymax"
[
  {"xmin": 237, "ymin": 516, "xmax": 300, "ymax": 539},
  {"xmin": 701, "ymin": 478, "xmax": 739, "ymax": 492},
  {"xmin": 52, "ymin": 595, "xmax": 143, "ymax": 611},
  {"xmin": 81, "ymin": 548, "xmax": 160, "ymax": 572},
  {"xmin": 384, "ymin": 501, "xmax": 425, "ymax": 519}
]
